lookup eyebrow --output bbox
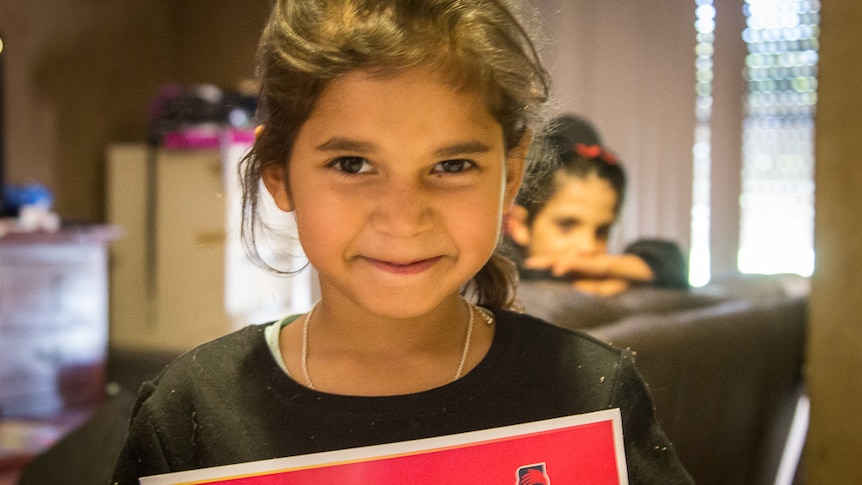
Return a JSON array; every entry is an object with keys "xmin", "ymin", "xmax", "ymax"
[
  {"xmin": 316, "ymin": 137, "xmax": 375, "ymax": 153},
  {"xmin": 433, "ymin": 141, "xmax": 492, "ymax": 158},
  {"xmin": 316, "ymin": 137, "xmax": 492, "ymax": 158}
]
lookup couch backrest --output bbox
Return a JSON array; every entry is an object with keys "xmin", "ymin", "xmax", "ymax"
[
  {"xmin": 589, "ymin": 297, "xmax": 807, "ymax": 484},
  {"xmin": 516, "ymin": 280, "xmax": 727, "ymax": 329},
  {"xmin": 516, "ymin": 276, "xmax": 808, "ymax": 484}
]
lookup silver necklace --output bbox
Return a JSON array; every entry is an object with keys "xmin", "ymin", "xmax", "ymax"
[
  {"xmin": 300, "ymin": 298, "xmax": 493, "ymax": 390},
  {"xmin": 453, "ymin": 299, "xmax": 476, "ymax": 382}
]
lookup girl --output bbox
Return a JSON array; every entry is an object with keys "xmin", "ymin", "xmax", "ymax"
[
  {"xmin": 112, "ymin": 1, "xmax": 692, "ymax": 483},
  {"xmin": 506, "ymin": 114, "xmax": 689, "ymax": 295}
]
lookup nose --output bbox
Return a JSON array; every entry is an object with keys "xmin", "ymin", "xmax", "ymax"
[
  {"xmin": 568, "ymin": 228, "xmax": 603, "ymax": 256},
  {"xmin": 368, "ymin": 181, "xmax": 435, "ymax": 238}
]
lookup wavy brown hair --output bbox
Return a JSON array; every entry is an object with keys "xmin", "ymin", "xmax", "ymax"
[{"xmin": 241, "ymin": 0, "xmax": 551, "ymax": 310}]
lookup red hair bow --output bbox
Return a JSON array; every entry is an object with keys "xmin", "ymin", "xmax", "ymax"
[{"xmin": 574, "ymin": 143, "xmax": 618, "ymax": 165}]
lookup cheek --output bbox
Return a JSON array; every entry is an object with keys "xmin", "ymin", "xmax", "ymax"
[
  {"xmin": 438, "ymin": 190, "xmax": 504, "ymax": 266},
  {"xmin": 293, "ymin": 210, "xmax": 327, "ymax": 262},
  {"xmin": 292, "ymin": 192, "xmax": 354, "ymax": 258},
  {"xmin": 596, "ymin": 239, "xmax": 609, "ymax": 254},
  {"xmin": 545, "ymin": 233, "xmax": 575, "ymax": 255},
  {"xmin": 525, "ymin": 221, "xmax": 559, "ymax": 254},
  {"xmin": 450, "ymin": 196, "xmax": 501, "ymax": 241}
]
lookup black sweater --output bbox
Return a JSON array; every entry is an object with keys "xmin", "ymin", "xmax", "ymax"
[{"xmin": 112, "ymin": 310, "xmax": 692, "ymax": 484}]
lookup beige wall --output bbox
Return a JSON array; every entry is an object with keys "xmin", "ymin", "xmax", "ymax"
[
  {"xmin": 805, "ymin": 1, "xmax": 862, "ymax": 482},
  {"xmin": 535, "ymin": 0, "xmax": 697, "ymax": 256}
]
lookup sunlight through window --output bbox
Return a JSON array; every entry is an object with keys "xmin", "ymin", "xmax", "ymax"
[{"xmin": 738, "ymin": 0, "xmax": 818, "ymax": 276}]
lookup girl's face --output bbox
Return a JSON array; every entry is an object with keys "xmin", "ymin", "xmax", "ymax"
[
  {"xmin": 264, "ymin": 67, "xmax": 527, "ymax": 319},
  {"xmin": 514, "ymin": 172, "xmax": 618, "ymax": 259}
]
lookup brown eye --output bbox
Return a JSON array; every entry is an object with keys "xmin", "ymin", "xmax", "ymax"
[
  {"xmin": 556, "ymin": 218, "xmax": 579, "ymax": 234},
  {"xmin": 432, "ymin": 159, "xmax": 474, "ymax": 174},
  {"xmin": 330, "ymin": 157, "xmax": 372, "ymax": 174}
]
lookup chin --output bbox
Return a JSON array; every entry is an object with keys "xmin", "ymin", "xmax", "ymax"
[{"xmin": 348, "ymin": 288, "xmax": 464, "ymax": 319}]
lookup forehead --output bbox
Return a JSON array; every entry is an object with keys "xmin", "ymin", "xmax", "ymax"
[
  {"xmin": 301, "ymin": 67, "xmax": 503, "ymax": 144},
  {"xmin": 542, "ymin": 172, "xmax": 618, "ymax": 223}
]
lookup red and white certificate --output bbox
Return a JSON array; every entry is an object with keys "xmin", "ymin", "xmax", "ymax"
[{"xmin": 141, "ymin": 408, "xmax": 628, "ymax": 484}]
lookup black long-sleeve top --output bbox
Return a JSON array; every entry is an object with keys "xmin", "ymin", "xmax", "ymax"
[{"xmin": 112, "ymin": 310, "xmax": 693, "ymax": 484}]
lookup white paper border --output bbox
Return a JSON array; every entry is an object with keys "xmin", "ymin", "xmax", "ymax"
[{"xmin": 141, "ymin": 408, "xmax": 627, "ymax": 484}]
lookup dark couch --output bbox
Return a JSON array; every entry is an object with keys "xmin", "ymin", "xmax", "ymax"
[{"xmin": 517, "ymin": 273, "xmax": 809, "ymax": 485}]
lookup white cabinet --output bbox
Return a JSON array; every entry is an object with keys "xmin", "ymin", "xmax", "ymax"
[{"xmin": 106, "ymin": 143, "xmax": 313, "ymax": 353}]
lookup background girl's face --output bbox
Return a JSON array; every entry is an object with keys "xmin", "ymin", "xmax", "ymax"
[
  {"xmin": 264, "ymin": 67, "xmax": 526, "ymax": 319},
  {"xmin": 524, "ymin": 172, "xmax": 618, "ymax": 259}
]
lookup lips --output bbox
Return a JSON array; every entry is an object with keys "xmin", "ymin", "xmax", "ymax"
[{"xmin": 360, "ymin": 255, "xmax": 444, "ymax": 275}]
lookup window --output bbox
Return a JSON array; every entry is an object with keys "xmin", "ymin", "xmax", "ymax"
[
  {"xmin": 738, "ymin": 0, "xmax": 818, "ymax": 276},
  {"xmin": 689, "ymin": 0, "xmax": 819, "ymax": 285},
  {"xmin": 690, "ymin": 0, "xmax": 716, "ymax": 286}
]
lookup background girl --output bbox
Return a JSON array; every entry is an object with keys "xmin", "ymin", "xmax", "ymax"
[
  {"xmin": 112, "ymin": 2, "xmax": 692, "ymax": 483},
  {"xmin": 507, "ymin": 113, "xmax": 689, "ymax": 295}
]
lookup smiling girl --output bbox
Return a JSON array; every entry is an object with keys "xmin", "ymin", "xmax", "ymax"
[{"xmin": 111, "ymin": 1, "xmax": 692, "ymax": 483}]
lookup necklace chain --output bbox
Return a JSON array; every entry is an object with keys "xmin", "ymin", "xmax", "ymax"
[
  {"xmin": 300, "ymin": 300, "xmax": 318, "ymax": 390},
  {"xmin": 300, "ymin": 298, "xmax": 493, "ymax": 390},
  {"xmin": 452, "ymin": 299, "xmax": 475, "ymax": 382}
]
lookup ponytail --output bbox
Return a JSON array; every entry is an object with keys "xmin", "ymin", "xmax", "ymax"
[{"xmin": 463, "ymin": 251, "xmax": 521, "ymax": 311}]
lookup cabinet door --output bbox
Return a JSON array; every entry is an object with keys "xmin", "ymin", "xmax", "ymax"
[
  {"xmin": 105, "ymin": 144, "xmax": 150, "ymax": 348},
  {"xmin": 155, "ymin": 149, "xmax": 232, "ymax": 348}
]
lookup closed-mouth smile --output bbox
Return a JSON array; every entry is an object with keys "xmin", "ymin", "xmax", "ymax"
[{"xmin": 360, "ymin": 255, "xmax": 444, "ymax": 275}]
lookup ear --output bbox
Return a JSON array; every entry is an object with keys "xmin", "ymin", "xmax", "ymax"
[
  {"xmin": 502, "ymin": 129, "xmax": 531, "ymax": 211},
  {"xmin": 262, "ymin": 164, "xmax": 293, "ymax": 212},
  {"xmin": 505, "ymin": 204, "xmax": 532, "ymax": 247},
  {"xmin": 257, "ymin": 126, "xmax": 294, "ymax": 212}
]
